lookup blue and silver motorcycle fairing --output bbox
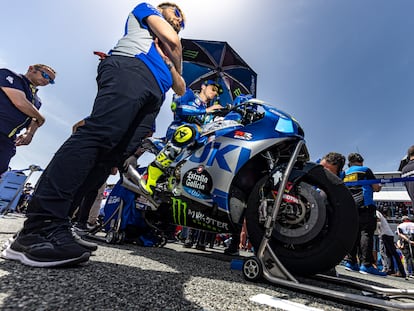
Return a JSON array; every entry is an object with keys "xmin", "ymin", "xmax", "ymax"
[
  {"xmin": 122, "ymin": 98, "xmax": 358, "ymax": 276},
  {"xmin": 124, "ymin": 99, "xmax": 308, "ymax": 227},
  {"xmin": 178, "ymin": 99, "xmax": 305, "ymax": 211}
]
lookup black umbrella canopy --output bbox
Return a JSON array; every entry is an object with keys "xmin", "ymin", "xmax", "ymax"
[{"xmin": 181, "ymin": 38, "xmax": 257, "ymax": 105}]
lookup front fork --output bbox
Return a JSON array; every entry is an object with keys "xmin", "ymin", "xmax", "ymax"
[{"xmin": 256, "ymin": 139, "xmax": 306, "ymax": 283}]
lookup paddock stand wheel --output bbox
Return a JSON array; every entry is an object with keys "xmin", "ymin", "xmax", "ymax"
[
  {"xmin": 242, "ymin": 257, "xmax": 263, "ymax": 282},
  {"xmin": 117, "ymin": 231, "xmax": 126, "ymax": 244},
  {"xmin": 105, "ymin": 230, "xmax": 118, "ymax": 244}
]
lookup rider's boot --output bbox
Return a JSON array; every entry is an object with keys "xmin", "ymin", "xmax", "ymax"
[
  {"xmin": 140, "ymin": 164, "xmax": 164, "ymax": 196},
  {"xmin": 139, "ymin": 142, "xmax": 182, "ymax": 196}
]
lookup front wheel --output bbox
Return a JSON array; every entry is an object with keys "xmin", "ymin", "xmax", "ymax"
[{"xmin": 245, "ymin": 164, "xmax": 358, "ymax": 276}]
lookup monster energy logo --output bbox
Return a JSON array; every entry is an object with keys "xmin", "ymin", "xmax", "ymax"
[
  {"xmin": 233, "ymin": 88, "xmax": 242, "ymax": 97},
  {"xmin": 171, "ymin": 197, "xmax": 230, "ymax": 231},
  {"xmin": 183, "ymin": 50, "xmax": 199, "ymax": 59},
  {"xmin": 172, "ymin": 197, "xmax": 188, "ymax": 225}
]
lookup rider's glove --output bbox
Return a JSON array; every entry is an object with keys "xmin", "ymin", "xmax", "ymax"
[{"xmin": 122, "ymin": 154, "xmax": 138, "ymax": 173}]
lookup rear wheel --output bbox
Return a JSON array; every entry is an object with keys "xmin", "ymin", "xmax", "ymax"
[{"xmin": 245, "ymin": 164, "xmax": 357, "ymax": 276}]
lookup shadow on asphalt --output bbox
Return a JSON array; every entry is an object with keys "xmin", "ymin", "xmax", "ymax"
[
  {"xmin": 1, "ymin": 230, "xmax": 394, "ymax": 311},
  {"xmin": 0, "ymin": 253, "xmax": 198, "ymax": 310},
  {"xmin": 0, "ymin": 241, "xmax": 270, "ymax": 311}
]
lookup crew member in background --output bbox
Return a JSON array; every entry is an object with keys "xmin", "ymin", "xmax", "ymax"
[
  {"xmin": 401, "ymin": 145, "xmax": 414, "ymax": 208},
  {"xmin": 0, "ymin": 64, "xmax": 55, "ymax": 175},
  {"xmin": 343, "ymin": 153, "xmax": 385, "ymax": 276}
]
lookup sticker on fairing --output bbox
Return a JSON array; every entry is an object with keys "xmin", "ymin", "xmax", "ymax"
[{"xmin": 182, "ymin": 167, "xmax": 212, "ymax": 194}]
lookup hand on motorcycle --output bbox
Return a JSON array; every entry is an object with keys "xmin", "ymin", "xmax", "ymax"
[
  {"xmin": 122, "ymin": 154, "xmax": 138, "ymax": 173},
  {"xmin": 206, "ymin": 104, "xmax": 223, "ymax": 114},
  {"xmin": 208, "ymin": 104, "xmax": 235, "ymax": 119}
]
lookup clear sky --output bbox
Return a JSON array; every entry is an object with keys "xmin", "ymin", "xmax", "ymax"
[{"xmin": 2, "ymin": 0, "xmax": 414, "ymax": 184}]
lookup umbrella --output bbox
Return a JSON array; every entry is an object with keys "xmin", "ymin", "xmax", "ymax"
[{"xmin": 181, "ymin": 38, "xmax": 257, "ymax": 106}]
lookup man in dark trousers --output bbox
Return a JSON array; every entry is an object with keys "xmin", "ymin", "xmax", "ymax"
[
  {"xmin": 401, "ymin": 145, "xmax": 414, "ymax": 210},
  {"xmin": 343, "ymin": 153, "xmax": 385, "ymax": 276},
  {"xmin": 1, "ymin": 2, "xmax": 186, "ymax": 268}
]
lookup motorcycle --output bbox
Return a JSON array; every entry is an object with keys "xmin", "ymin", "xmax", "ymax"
[{"xmin": 122, "ymin": 98, "xmax": 358, "ymax": 276}]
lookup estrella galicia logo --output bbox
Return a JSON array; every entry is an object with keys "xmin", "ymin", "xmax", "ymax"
[{"xmin": 182, "ymin": 167, "xmax": 212, "ymax": 194}]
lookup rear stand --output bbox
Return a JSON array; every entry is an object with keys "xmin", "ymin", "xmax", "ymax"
[
  {"xmin": 87, "ymin": 200, "xmax": 126, "ymax": 244},
  {"xmin": 243, "ymin": 247, "xmax": 414, "ymax": 310},
  {"xmin": 86, "ymin": 199, "xmax": 167, "ymax": 247},
  {"xmin": 242, "ymin": 141, "xmax": 414, "ymax": 310}
]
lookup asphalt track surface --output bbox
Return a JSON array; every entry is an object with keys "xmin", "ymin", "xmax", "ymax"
[{"xmin": 1, "ymin": 214, "xmax": 413, "ymax": 311}]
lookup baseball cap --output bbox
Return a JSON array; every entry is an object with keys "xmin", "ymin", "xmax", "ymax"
[{"xmin": 402, "ymin": 215, "xmax": 410, "ymax": 222}]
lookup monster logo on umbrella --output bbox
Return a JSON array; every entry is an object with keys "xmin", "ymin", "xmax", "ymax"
[{"xmin": 181, "ymin": 38, "xmax": 257, "ymax": 106}]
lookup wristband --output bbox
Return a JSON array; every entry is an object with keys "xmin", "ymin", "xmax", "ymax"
[{"xmin": 166, "ymin": 62, "xmax": 174, "ymax": 70}]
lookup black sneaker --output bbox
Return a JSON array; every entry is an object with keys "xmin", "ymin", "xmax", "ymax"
[
  {"xmin": 87, "ymin": 222, "xmax": 99, "ymax": 232},
  {"xmin": 1, "ymin": 223, "xmax": 90, "ymax": 268},
  {"xmin": 72, "ymin": 222, "xmax": 89, "ymax": 236},
  {"xmin": 71, "ymin": 229, "xmax": 98, "ymax": 252}
]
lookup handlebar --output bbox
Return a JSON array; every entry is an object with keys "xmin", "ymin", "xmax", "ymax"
[{"xmin": 211, "ymin": 102, "xmax": 264, "ymax": 125}]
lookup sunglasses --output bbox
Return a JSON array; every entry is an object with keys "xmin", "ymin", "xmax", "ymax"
[
  {"xmin": 169, "ymin": 7, "xmax": 184, "ymax": 29},
  {"xmin": 35, "ymin": 67, "xmax": 55, "ymax": 84}
]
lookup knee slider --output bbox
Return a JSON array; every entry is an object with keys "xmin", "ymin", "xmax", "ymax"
[{"xmin": 172, "ymin": 125, "xmax": 196, "ymax": 147}]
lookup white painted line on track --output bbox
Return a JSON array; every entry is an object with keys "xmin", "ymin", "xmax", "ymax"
[{"xmin": 250, "ymin": 294, "xmax": 323, "ymax": 311}]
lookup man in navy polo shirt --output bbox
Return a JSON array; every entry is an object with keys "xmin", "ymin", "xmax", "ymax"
[{"xmin": 0, "ymin": 64, "xmax": 55, "ymax": 175}]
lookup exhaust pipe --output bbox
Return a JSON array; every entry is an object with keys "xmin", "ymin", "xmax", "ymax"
[{"xmin": 121, "ymin": 165, "xmax": 159, "ymax": 210}]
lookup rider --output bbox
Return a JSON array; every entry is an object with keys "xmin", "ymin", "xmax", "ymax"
[{"xmin": 140, "ymin": 80, "xmax": 223, "ymax": 195}]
